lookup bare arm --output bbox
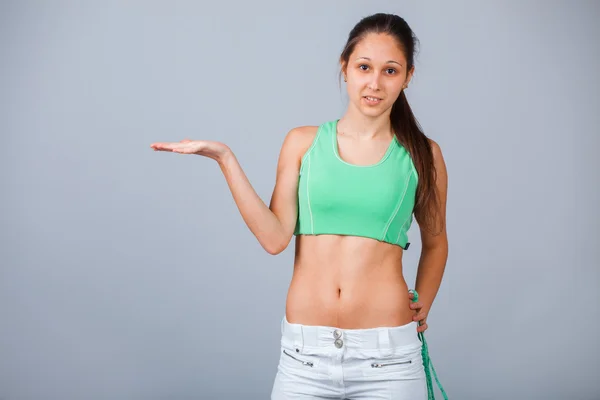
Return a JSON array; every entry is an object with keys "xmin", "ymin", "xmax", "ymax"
[
  {"xmin": 151, "ymin": 126, "xmax": 317, "ymax": 255},
  {"xmin": 414, "ymin": 139, "xmax": 449, "ymax": 321}
]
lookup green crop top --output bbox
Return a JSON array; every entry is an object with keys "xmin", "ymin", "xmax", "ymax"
[{"xmin": 293, "ymin": 119, "xmax": 418, "ymax": 249}]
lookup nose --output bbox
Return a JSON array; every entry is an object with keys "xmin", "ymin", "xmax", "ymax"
[{"xmin": 367, "ymin": 71, "xmax": 382, "ymax": 91}]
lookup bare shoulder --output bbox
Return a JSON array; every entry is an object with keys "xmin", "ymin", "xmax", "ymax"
[
  {"xmin": 284, "ymin": 125, "xmax": 319, "ymax": 150},
  {"xmin": 427, "ymin": 138, "xmax": 448, "ymax": 192},
  {"xmin": 428, "ymin": 138, "xmax": 443, "ymax": 157},
  {"xmin": 428, "ymin": 138, "xmax": 447, "ymax": 170},
  {"xmin": 279, "ymin": 125, "xmax": 319, "ymax": 166}
]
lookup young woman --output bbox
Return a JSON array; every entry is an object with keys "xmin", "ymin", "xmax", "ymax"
[{"xmin": 151, "ymin": 12, "xmax": 448, "ymax": 400}]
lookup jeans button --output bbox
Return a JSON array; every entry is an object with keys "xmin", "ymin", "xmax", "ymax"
[
  {"xmin": 334, "ymin": 339, "xmax": 343, "ymax": 348},
  {"xmin": 333, "ymin": 329, "xmax": 342, "ymax": 339}
]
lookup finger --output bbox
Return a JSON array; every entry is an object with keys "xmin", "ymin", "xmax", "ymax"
[
  {"xmin": 417, "ymin": 323, "xmax": 428, "ymax": 333},
  {"xmin": 412, "ymin": 313, "xmax": 425, "ymax": 322},
  {"xmin": 409, "ymin": 302, "xmax": 421, "ymax": 310},
  {"xmin": 150, "ymin": 142, "xmax": 175, "ymax": 150},
  {"xmin": 172, "ymin": 146, "xmax": 196, "ymax": 154},
  {"xmin": 150, "ymin": 142, "xmax": 171, "ymax": 147},
  {"xmin": 154, "ymin": 143, "xmax": 186, "ymax": 152},
  {"xmin": 151, "ymin": 146, "xmax": 172, "ymax": 152}
]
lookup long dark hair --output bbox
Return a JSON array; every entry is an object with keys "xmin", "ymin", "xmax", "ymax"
[{"xmin": 339, "ymin": 13, "xmax": 443, "ymax": 236}]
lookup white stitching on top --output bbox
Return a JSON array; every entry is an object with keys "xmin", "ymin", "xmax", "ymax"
[
  {"xmin": 299, "ymin": 124, "xmax": 324, "ymax": 233},
  {"xmin": 301, "ymin": 125, "xmax": 323, "ymax": 166},
  {"xmin": 306, "ymin": 153, "xmax": 314, "ymax": 234},
  {"xmin": 381, "ymin": 171, "xmax": 412, "ymax": 241},
  {"xmin": 410, "ymin": 159, "xmax": 418, "ymax": 184},
  {"xmin": 396, "ymin": 212, "xmax": 413, "ymax": 245},
  {"xmin": 395, "ymin": 173, "xmax": 416, "ymax": 244}
]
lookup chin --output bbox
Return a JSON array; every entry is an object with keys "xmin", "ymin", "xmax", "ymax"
[{"xmin": 358, "ymin": 105, "xmax": 389, "ymax": 118}]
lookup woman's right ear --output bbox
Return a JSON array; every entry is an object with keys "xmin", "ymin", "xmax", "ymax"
[{"xmin": 340, "ymin": 61, "xmax": 347, "ymax": 82}]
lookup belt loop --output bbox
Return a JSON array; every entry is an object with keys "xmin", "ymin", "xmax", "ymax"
[
  {"xmin": 378, "ymin": 328, "xmax": 392, "ymax": 357},
  {"xmin": 300, "ymin": 325, "xmax": 305, "ymax": 353},
  {"xmin": 294, "ymin": 324, "xmax": 305, "ymax": 354}
]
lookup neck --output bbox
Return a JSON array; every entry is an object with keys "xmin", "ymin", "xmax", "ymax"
[{"xmin": 337, "ymin": 106, "xmax": 393, "ymax": 140}]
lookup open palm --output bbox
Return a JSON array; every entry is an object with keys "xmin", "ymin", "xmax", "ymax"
[{"xmin": 150, "ymin": 139, "xmax": 230, "ymax": 161}]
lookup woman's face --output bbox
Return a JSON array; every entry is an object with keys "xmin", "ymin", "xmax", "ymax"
[{"xmin": 343, "ymin": 33, "xmax": 414, "ymax": 118}]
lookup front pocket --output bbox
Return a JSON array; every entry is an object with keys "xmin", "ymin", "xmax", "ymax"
[
  {"xmin": 362, "ymin": 356, "xmax": 417, "ymax": 377},
  {"xmin": 283, "ymin": 349, "xmax": 314, "ymax": 367},
  {"xmin": 371, "ymin": 359, "xmax": 412, "ymax": 368}
]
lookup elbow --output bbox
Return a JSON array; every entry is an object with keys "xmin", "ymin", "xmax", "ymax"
[
  {"xmin": 265, "ymin": 246, "xmax": 284, "ymax": 255},
  {"xmin": 263, "ymin": 235, "xmax": 290, "ymax": 255},
  {"xmin": 264, "ymin": 242, "xmax": 285, "ymax": 255}
]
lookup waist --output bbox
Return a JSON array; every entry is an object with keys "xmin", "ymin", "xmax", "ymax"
[
  {"xmin": 285, "ymin": 282, "xmax": 413, "ymax": 329},
  {"xmin": 287, "ymin": 235, "xmax": 412, "ymax": 328},
  {"xmin": 280, "ymin": 315, "xmax": 421, "ymax": 352}
]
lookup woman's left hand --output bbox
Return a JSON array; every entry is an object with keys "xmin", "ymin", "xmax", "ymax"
[{"xmin": 409, "ymin": 292, "xmax": 429, "ymax": 333}]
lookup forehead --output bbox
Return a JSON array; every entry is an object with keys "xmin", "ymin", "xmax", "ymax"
[{"xmin": 351, "ymin": 33, "xmax": 406, "ymax": 63}]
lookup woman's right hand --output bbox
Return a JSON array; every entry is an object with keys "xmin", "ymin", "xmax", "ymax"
[
  {"xmin": 150, "ymin": 139, "xmax": 231, "ymax": 163},
  {"xmin": 149, "ymin": 126, "xmax": 316, "ymax": 255}
]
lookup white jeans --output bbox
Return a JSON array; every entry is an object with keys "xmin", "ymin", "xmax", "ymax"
[{"xmin": 271, "ymin": 316, "xmax": 427, "ymax": 399}]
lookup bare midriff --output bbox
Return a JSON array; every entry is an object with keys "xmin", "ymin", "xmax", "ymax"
[{"xmin": 285, "ymin": 234, "xmax": 414, "ymax": 329}]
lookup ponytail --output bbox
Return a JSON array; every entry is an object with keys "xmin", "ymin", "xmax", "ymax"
[{"xmin": 391, "ymin": 90, "xmax": 443, "ymax": 235}]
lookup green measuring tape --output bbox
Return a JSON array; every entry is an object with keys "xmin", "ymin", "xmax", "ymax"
[{"xmin": 409, "ymin": 289, "xmax": 448, "ymax": 400}]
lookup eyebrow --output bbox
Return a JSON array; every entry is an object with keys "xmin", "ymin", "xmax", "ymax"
[{"xmin": 356, "ymin": 57, "xmax": 402, "ymax": 67}]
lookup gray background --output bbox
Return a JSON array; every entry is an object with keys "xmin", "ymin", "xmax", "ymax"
[{"xmin": 1, "ymin": 0, "xmax": 599, "ymax": 399}]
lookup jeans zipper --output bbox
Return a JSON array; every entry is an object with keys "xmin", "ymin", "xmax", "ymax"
[
  {"xmin": 283, "ymin": 349, "xmax": 314, "ymax": 367},
  {"xmin": 371, "ymin": 359, "xmax": 412, "ymax": 368}
]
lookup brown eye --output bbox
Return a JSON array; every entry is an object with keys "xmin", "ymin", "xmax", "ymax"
[
  {"xmin": 359, "ymin": 64, "xmax": 369, "ymax": 71},
  {"xmin": 387, "ymin": 68, "xmax": 397, "ymax": 75}
]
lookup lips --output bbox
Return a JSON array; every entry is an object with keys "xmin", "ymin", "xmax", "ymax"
[{"xmin": 362, "ymin": 95, "xmax": 383, "ymax": 105}]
